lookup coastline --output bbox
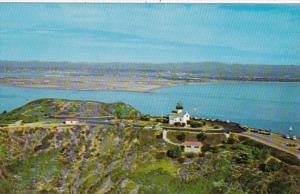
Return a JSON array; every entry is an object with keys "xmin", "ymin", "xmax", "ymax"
[{"xmin": 1, "ymin": 76, "xmax": 300, "ymax": 93}]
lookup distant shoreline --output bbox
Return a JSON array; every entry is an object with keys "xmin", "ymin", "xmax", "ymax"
[{"xmin": 0, "ymin": 77, "xmax": 300, "ymax": 93}]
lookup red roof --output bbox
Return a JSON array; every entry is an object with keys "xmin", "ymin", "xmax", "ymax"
[{"xmin": 183, "ymin": 141, "xmax": 202, "ymax": 146}]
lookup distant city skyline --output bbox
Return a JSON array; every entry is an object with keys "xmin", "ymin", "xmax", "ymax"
[{"xmin": 0, "ymin": 4, "xmax": 299, "ymax": 65}]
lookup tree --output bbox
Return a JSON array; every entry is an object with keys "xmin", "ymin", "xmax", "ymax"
[
  {"xmin": 174, "ymin": 122, "xmax": 181, "ymax": 127},
  {"xmin": 155, "ymin": 131, "xmax": 163, "ymax": 139},
  {"xmin": 113, "ymin": 104, "xmax": 124, "ymax": 119},
  {"xmin": 227, "ymin": 133, "xmax": 240, "ymax": 144},
  {"xmin": 196, "ymin": 132, "xmax": 207, "ymax": 141},
  {"xmin": 234, "ymin": 153, "xmax": 249, "ymax": 164},
  {"xmin": 260, "ymin": 158, "xmax": 282, "ymax": 172},
  {"xmin": 190, "ymin": 121, "xmax": 203, "ymax": 128},
  {"xmin": 202, "ymin": 144, "xmax": 215, "ymax": 153},
  {"xmin": 140, "ymin": 114, "xmax": 150, "ymax": 121},
  {"xmin": 128, "ymin": 109, "xmax": 137, "ymax": 119},
  {"xmin": 213, "ymin": 125, "xmax": 220, "ymax": 129},
  {"xmin": 166, "ymin": 146, "xmax": 181, "ymax": 158},
  {"xmin": 176, "ymin": 132, "xmax": 186, "ymax": 142}
]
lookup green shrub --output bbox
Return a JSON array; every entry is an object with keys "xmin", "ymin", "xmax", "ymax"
[
  {"xmin": 156, "ymin": 132, "xmax": 163, "ymax": 139},
  {"xmin": 189, "ymin": 121, "xmax": 203, "ymax": 128},
  {"xmin": 167, "ymin": 146, "xmax": 182, "ymax": 158},
  {"xmin": 185, "ymin": 153, "xmax": 195, "ymax": 158},
  {"xmin": 260, "ymin": 158, "xmax": 282, "ymax": 172},
  {"xmin": 202, "ymin": 144, "xmax": 212, "ymax": 152},
  {"xmin": 177, "ymin": 157, "xmax": 185, "ymax": 163},
  {"xmin": 227, "ymin": 134, "xmax": 240, "ymax": 144},
  {"xmin": 141, "ymin": 114, "xmax": 150, "ymax": 121},
  {"xmin": 252, "ymin": 147, "xmax": 270, "ymax": 160},
  {"xmin": 176, "ymin": 132, "xmax": 186, "ymax": 142},
  {"xmin": 234, "ymin": 153, "xmax": 249, "ymax": 164},
  {"xmin": 196, "ymin": 132, "xmax": 207, "ymax": 141},
  {"xmin": 268, "ymin": 180, "xmax": 293, "ymax": 194}
]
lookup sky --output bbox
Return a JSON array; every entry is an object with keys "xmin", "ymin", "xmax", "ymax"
[{"xmin": 0, "ymin": 4, "xmax": 300, "ymax": 65}]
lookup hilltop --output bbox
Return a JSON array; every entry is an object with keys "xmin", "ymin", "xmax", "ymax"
[{"xmin": 0, "ymin": 99, "xmax": 140, "ymax": 124}]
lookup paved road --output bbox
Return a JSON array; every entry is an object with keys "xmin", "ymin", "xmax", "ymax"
[{"xmin": 239, "ymin": 131, "xmax": 300, "ymax": 160}]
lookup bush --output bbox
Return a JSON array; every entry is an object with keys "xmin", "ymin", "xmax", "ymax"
[
  {"xmin": 268, "ymin": 180, "xmax": 293, "ymax": 194},
  {"xmin": 202, "ymin": 144, "xmax": 212, "ymax": 152},
  {"xmin": 227, "ymin": 134, "xmax": 240, "ymax": 144},
  {"xmin": 234, "ymin": 153, "xmax": 249, "ymax": 164},
  {"xmin": 174, "ymin": 122, "xmax": 180, "ymax": 127},
  {"xmin": 177, "ymin": 157, "xmax": 185, "ymax": 163},
  {"xmin": 174, "ymin": 122, "xmax": 185, "ymax": 127},
  {"xmin": 189, "ymin": 121, "xmax": 203, "ymax": 128},
  {"xmin": 260, "ymin": 158, "xmax": 282, "ymax": 172},
  {"xmin": 196, "ymin": 132, "xmax": 207, "ymax": 141},
  {"xmin": 162, "ymin": 118, "xmax": 169, "ymax": 123},
  {"xmin": 211, "ymin": 146, "xmax": 219, "ymax": 153},
  {"xmin": 252, "ymin": 147, "xmax": 270, "ymax": 160},
  {"xmin": 140, "ymin": 114, "xmax": 150, "ymax": 121},
  {"xmin": 155, "ymin": 117, "xmax": 164, "ymax": 122},
  {"xmin": 286, "ymin": 143, "xmax": 297, "ymax": 147},
  {"xmin": 166, "ymin": 146, "xmax": 181, "ymax": 158},
  {"xmin": 185, "ymin": 153, "xmax": 195, "ymax": 158},
  {"xmin": 156, "ymin": 132, "xmax": 163, "ymax": 139},
  {"xmin": 176, "ymin": 132, "xmax": 186, "ymax": 142}
]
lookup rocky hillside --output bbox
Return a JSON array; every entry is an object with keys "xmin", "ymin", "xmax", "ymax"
[
  {"xmin": 0, "ymin": 99, "xmax": 140, "ymax": 124},
  {"xmin": 0, "ymin": 124, "xmax": 300, "ymax": 193}
]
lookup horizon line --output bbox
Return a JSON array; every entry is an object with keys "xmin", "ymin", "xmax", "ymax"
[
  {"xmin": 1, "ymin": 59, "xmax": 300, "ymax": 67},
  {"xmin": 1, "ymin": 0, "xmax": 300, "ymax": 3}
]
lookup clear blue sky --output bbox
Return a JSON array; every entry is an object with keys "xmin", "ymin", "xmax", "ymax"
[{"xmin": 0, "ymin": 4, "xmax": 299, "ymax": 65}]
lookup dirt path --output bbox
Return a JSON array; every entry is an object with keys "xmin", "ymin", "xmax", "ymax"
[{"xmin": 162, "ymin": 130, "xmax": 181, "ymax": 146}]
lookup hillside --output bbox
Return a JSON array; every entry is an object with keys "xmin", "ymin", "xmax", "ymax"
[
  {"xmin": 0, "ymin": 99, "xmax": 140, "ymax": 124},
  {"xmin": 1, "ymin": 123, "xmax": 300, "ymax": 193},
  {"xmin": 0, "ymin": 99, "xmax": 300, "ymax": 193}
]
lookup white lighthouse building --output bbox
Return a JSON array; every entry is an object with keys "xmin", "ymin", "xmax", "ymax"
[{"xmin": 168, "ymin": 102, "xmax": 190, "ymax": 126}]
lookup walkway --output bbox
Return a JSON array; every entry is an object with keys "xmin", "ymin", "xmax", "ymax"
[{"xmin": 162, "ymin": 130, "xmax": 181, "ymax": 146}]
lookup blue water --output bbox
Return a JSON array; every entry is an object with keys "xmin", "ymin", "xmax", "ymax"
[{"xmin": 0, "ymin": 82, "xmax": 299, "ymax": 135}]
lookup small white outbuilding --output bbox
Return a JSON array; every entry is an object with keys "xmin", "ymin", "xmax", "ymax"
[{"xmin": 64, "ymin": 118, "xmax": 79, "ymax": 125}]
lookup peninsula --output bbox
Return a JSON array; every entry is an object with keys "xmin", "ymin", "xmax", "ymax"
[{"xmin": 0, "ymin": 99, "xmax": 299, "ymax": 193}]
